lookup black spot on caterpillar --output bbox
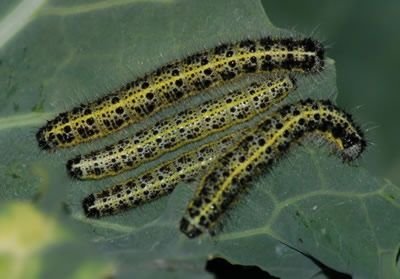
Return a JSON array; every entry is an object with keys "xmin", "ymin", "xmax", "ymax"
[
  {"xmin": 67, "ymin": 76, "xmax": 297, "ymax": 180},
  {"xmin": 36, "ymin": 37, "xmax": 324, "ymax": 150},
  {"xmin": 180, "ymin": 99, "xmax": 366, "ymax": 238},
  {"xmin": 82, "ymin": 135, "xmax": 238, "ymax": 218}
]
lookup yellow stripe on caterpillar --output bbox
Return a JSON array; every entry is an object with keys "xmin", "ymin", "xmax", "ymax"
[
  {"xmin": 37, "ymin": 37, "xmax": 324, "ymax": 150},
  {"xmin": 82, "ymin": 135, "xmax": 239, "ymax": 218},
  {"xmin": 68, "ymin": 76, "xmax": 296, "ymax": 180},
  {"xmin": 180, "ymin": 99, "xmax": 366, "ymax": 238}
]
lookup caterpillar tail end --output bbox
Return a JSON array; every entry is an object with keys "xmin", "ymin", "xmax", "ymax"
[
  {"xmin": 343, "ymin": 116, "xmax": 367, "ymax": 162},
  {"xmin": 342, "ymin": 134, "xmax": 367, "ymax": 162},
  {"xmin": 66, "ymin": 156, "xmax": 83, "ymax": 179},
  {"xmin": 180, "ymin": 217, "xmax": 203, "ymax": 239},
  {"xmin": 82, "ymin": 194, "xmax": 100, "ymax": 218},
  {"xmin": 302, "ymin": 37, "xmax": 325, "ymax": 73},
  {"xmin": 36, "ymin": 127, "xmax": 52, "ymax": 151}
]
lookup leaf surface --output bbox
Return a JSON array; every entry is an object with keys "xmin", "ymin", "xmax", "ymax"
[{"xmin": 0, "ymin": 1, "xmax": 399, "ymax": 278}]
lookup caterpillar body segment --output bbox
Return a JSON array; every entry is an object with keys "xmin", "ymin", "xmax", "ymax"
[
  {"xmin": 82, "ymin": 135, "xmax": 239, "ymax": 218},
  {"xmin": 68, "ymin": 76, "xmax": 296, "ymax": 180},
  {"xmin": 37, "ymin": 37, "xmax": 324, "ymax": 150}
]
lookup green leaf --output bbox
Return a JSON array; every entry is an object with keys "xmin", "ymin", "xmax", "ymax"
[{"xmin": 0, "ymin": 0, "xmax": 399, "ymax": 278}]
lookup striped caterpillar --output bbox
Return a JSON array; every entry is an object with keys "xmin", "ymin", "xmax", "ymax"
[
  {"xmin": 36, "ymin": 37, "xmax": 324, "ymax": 150},
  {"xmin": 82, "ymin": 135, "xmax": 238, "ymax": 218},
  {"xmin": 180, "ymin": 99, "xmax": 366, "ymax": 238},
  {"xmin": 67, "ymin": 76, "xmax": 296, "ymax": 180}
]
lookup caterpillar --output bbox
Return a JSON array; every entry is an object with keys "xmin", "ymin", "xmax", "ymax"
[
  {"xmin": 67, "ymin": 76, "xmax": 297, "ymax": 180},
  {"xmin": 180, "ymin": 99, "xmax": 366, "ymax": 238},
  {"xmin": 82, "ymin": 135, "xmax": 239, "ymax": 218},
  {"xmin": 36, "ymin": 37, "xmax": 324, "ymax": 150}
]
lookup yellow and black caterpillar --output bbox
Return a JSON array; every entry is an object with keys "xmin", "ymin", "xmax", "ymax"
[
  {"xmin": 36, "ymin": 37, "xmax": 324, "ymax": 150},
  {"xmin": 67, "ymin": 76, "xmax": 296, "ymax": 180},
  {"xmin": 82, "ymin": 135, "xmax": 238, "ymax": 218},
  {"xmin": 180, "ymin": 99, "xmax": 366, "ymax": 238}
]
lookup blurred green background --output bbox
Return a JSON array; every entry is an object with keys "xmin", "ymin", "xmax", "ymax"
[{"xmin": 262, "ymin": 0, "xmax": 400, "ymax": 185}]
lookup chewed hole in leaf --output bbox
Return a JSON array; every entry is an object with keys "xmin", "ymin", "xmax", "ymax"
[
  {"xmin": 206, "ymin": 257, "xmax": 278, "ymax": 279},
  {"xmin": 307, "ymin": 253, "xmax": 352, "ymax": 279}
]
